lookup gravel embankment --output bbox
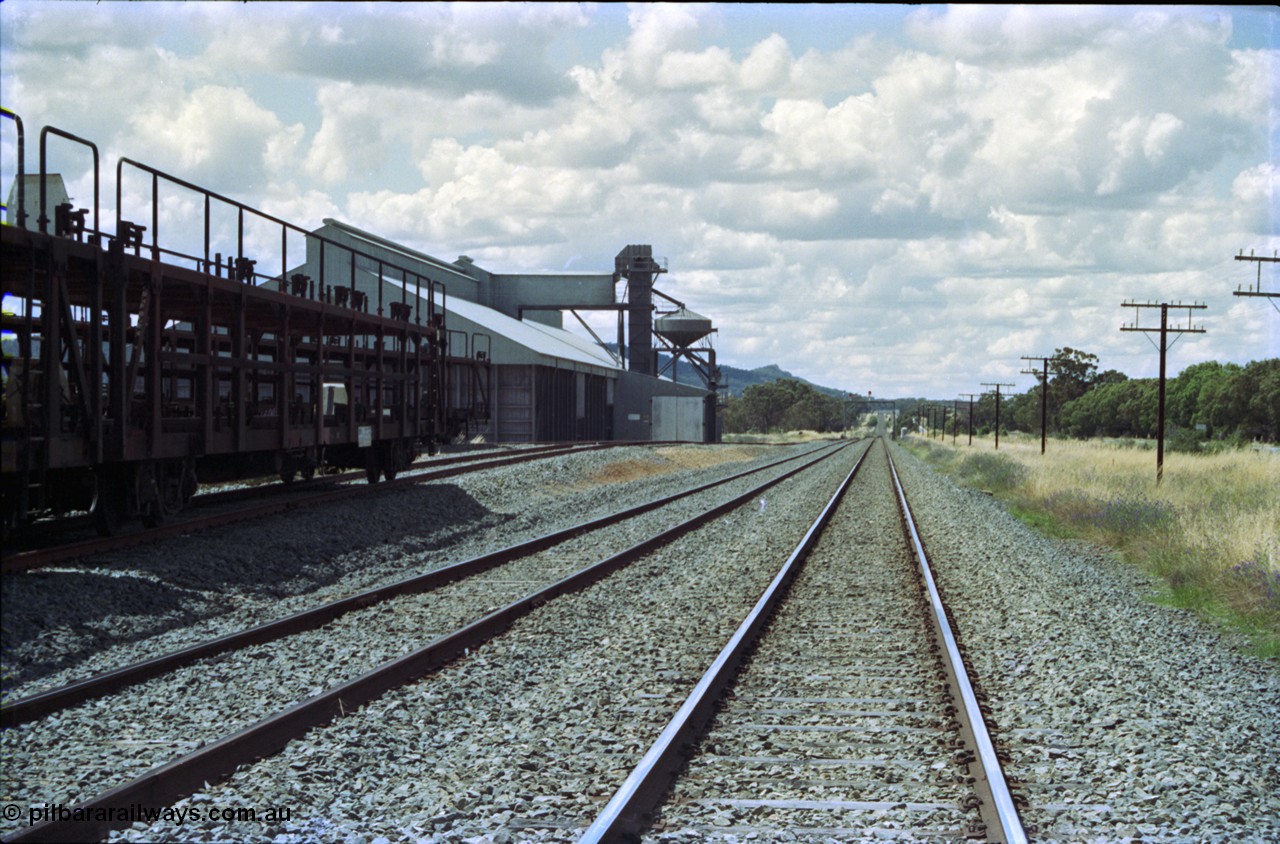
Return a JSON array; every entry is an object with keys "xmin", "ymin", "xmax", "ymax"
[
  {"xmin": 90, "ymin": 441, "xmax": 865, "ymax": 842},
  {"xmin": 0, "ymin": 442, "xmax": 842, "ymax": 828},
  {"xmin": 1, "ymin": 443, "xmax": 811, "ymax": 697},
  {"xmin": 889, "ymin": 440, "xmax": 1280, "ymax": 843}
]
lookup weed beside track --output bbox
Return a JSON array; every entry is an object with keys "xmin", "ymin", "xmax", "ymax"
[{"xmin": 902, "ymin": 434, "xmax": 1279, "ymax": 659}]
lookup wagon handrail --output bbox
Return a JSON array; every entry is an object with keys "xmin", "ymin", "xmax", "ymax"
[
  {"xmin": 114, "ymin": 155, "xmax": 438, "ymax": 324},
  {"xmin": 40, "ymin": 125, "xmax": 99, "ymax": 240},
  {"xmin": 1, "ymin": 107, "xmax": 25, "ymax": 228}
]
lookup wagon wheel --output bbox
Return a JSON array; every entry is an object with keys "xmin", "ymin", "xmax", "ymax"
[
  {"xmin": 382, "ymin": 440, "xmax": 404, "ymax": 482},
  {"xmin": 92, "ymin": 468, "xmax": 128, "ymax": 536},
  {"xmin": 139, "ymin": 461, "xmax": 184, "ymax": 528}
]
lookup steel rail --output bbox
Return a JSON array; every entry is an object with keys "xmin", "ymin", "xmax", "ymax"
[
  {"xmin": 885, "ymin": 440, "xmax": 1027, "ymax": 844},
  {"xmin": 1, "ymin": 441, "xmax": 635, "ymax": 574},
  {"xmin": 1, "ymin": 442, "xmax": 852, "ymax": 844},
  {"xmin": 1, "ymin": 441, "xmax": 838, "ymax": 728},
  {"xmin": 1, "ymin": 442, "xmax": 594, "ymax": 556},
  {"xmin": 579, "ymin": 441, "xmax": 871, "ymax": 843}
]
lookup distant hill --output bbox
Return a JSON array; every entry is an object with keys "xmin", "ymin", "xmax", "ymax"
[
  {"xmin": 644, "ymin": 351, "xmax": 850, "ymax": 399},
  {"xmin": 717, "ymin": 362, "xmax": 851, "ymax": 399}
]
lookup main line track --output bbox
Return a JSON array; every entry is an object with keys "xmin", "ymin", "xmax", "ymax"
[{"xmin": 580, "ymin": 439, "xmax": 1027, "ymax": 843}]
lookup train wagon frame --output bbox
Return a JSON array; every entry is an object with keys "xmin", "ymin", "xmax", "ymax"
[{"xmin": 1, "ymin": 112, "xmax": 490, "ymax": 535}]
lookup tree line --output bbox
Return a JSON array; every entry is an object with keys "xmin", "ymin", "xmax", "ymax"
[
  {"xmin": 721, "ymin": 350, "xmax": 1279, "ymax": 444},
  {"xmin": 721, "ymin": 378, "xmax": 848, "ymax": 434}
]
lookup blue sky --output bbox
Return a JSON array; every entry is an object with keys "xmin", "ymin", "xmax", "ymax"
[{"xmin": 2, "ymin": 3, "xmax": 1276, "ymax": 397}]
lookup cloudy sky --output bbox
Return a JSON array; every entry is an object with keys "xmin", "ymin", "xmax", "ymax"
[{"xmin": 2, "ymin": 3, "xmax": 1276, "ymax": 397}]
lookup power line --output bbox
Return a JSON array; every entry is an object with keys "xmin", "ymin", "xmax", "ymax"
[
  {"xmin": 958, "ymin": 393, "xmax": 980, "ymax": 446},
  {"xmin": 1020, "ymin": 355, "xmax": 1052, "ymax": 455},
  {"xmin": 1120, "ymin": 300, "xmax": 1207, "ymax": 484},
  {"xmin": 979, "ymin": 382, "xmax": 1015, "ymax": 450},
  {"xmin": 1232, "ymin": 249, "xmax": 1279, "ymax": 315}
]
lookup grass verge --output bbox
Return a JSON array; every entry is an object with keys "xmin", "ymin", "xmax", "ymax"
[{"xmin": 901, "ymin": 433, "xmax": 1279, "ymax": 660}]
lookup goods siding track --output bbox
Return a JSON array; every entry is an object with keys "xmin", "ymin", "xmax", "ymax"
[
  {"xmin": 2, "ymin": 441, "xmax": 637, "ymax": 574},
  {"xmin": 0, "ymin": 441, "xmax": 850, "ymax": 843},
  {"xmin": 0, "ymin": 443, "xmax": 835, "ymax": 726}
]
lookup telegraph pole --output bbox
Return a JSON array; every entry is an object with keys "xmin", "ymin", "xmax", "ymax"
[
  {"xmin": 952, "ymin": 399, "xmax": 959, "ymax": 444},
  {"xmin": 1233, "ymin": 250, "xmax": 1279, "ymax": 314},
  {"xmin": 1021, "ymin": 355, "xmax": 1052, "ymax": 455},
  {"xmin": 980, "ymin": 383, "xmax": 1014, "ymax": 449},
  {"xmin": 1121, "ymin": 301, "xmax": 1207, "ymax": 484},
  {"xmin": 959, "ymin": 393, "xmax": 979, "ymax": 445}
]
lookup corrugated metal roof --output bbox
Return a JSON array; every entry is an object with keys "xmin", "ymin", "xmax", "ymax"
[
  {"xmin": 442, "ymin": 292, "xmax": 621, "ymax": 371},
  {"xmin": 361, "ymin": 267, "xmax": 620, "ymax": 373}
]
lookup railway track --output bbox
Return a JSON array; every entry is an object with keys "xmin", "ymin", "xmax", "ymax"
[
  {"xmin": 0, "ymin": 441, "xmax": 853, "ymax": 843},
  {"xmin": 1, "ymin": 442, "xmax": 837, "ymax": 725},
  {"xmin": 1, "ymin": 441, "xmax": 639, "ymax": 574},
  {"xmin": 9, "ymin": 438, "xmax": 1265, "ymax": 843},
  {"xmin": 580, "ymin": 439, "xmax": 1026, "ymax": 843}
]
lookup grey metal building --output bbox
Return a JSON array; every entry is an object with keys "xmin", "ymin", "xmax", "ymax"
[{"xmin": 285, "ymin": 220, "xmax": 715, "ymax": 443}]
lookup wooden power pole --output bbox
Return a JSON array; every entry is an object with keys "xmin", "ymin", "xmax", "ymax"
[
  {"xmin": 959, "ymin": 393, "xmax": 979, "ymax": 446},
  {"xmin": 1121, "ymin": 301, "xmax": 1207, "ymax": 484},
  {"xmin": 980, "ymin": 383, "xmax": 1015, "ymax": 450},
  {"xmin": 1021, "ymin": 355, "xmax": 1052, "ymax": 455},
  {"xmin": 1233, "ymin": 250, "xmax": 1279, "ymax": 314}
]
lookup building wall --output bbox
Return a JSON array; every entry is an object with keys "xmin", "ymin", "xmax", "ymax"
[
  {"xmin": 652, "ymin": 396, "xmax": 708, "ymax": 442},
  {"xmin": 613, "ymin": 370, "xmax": 713, "ymax": 442},
  {"xmin": 465, "ymin": 364, "xmax": 614, "ymax": 443},
  {"xmin": 495, "ymin": 365, "xmax": 534, "ymax": 442},
  {"xmin": 5, "ymin": 174, "xmax": 69, "ymax": 229}
]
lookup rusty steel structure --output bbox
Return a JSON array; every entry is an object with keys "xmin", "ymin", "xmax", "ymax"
[{"xmin": 1, "ymin": 111, "xmax": 491, "ymax": 535}]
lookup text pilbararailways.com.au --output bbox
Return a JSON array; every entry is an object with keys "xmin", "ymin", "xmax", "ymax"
[{"xmin": 7, "ymin": 802, "xmax": 292, "ymax": 827}]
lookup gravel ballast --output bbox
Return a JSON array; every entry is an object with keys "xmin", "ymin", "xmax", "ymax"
[
  {"xmin": 1, "ymin": 442, "xmax": 846, "ymax": 839},
  {"xmin": 888, "ymin": 440, "xmax": 1280, "ymax": 843},
  {"xmin": 90, "ymin": 442, "xmax": 866, "ymax": 842},
  {"xmin": 647, "ymin": 442, "xmax": 984, "ymax": 841},
  {"xmin": 4, "ymin": 437, "xmax": 1276, "ymax": 844},
  {"xmin": 1, "ymin": 444, "xmax": 807, "ymax": 697}
]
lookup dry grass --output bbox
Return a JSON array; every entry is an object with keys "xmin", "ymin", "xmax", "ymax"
[
  {"xmin": 584, "ymin": 445, "xmax": 765, "ymax": 486},
  {"xmin": 722, "ymin": 431, "xmax": 841, "ymax": 444},
  {"xmin": 1005, "ymin": 438, "xmax": 1277, "ymax": 574},
  {"xmin": 907, "ymin": 433, "xmax": 1279, "ymax": 657}
]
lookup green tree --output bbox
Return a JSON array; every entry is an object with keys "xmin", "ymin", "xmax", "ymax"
[
  {"xmin": 1047, "ymin": 347, "xmax": 1100, "ymax": 431},
  {"xmin": 1167, "ymin": 361, "xmax": 1226, "ymax": 431},
  {"xmin": 722, "ymin": 378, "xmax": 847, "ymax": 434},
  {"xmin": 1236, "ymin": 359, "xmax": 1280, "ymax": 441}
]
